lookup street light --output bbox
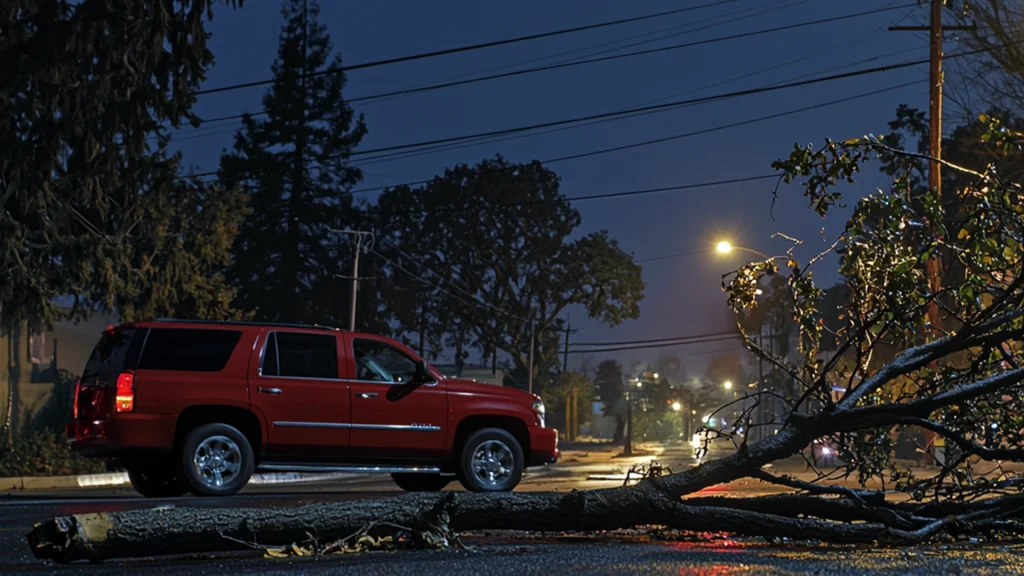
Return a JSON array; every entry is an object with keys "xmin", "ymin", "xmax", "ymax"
[
  {"xmin": 723, "ymin": 381, "xmax": 733, "ymax": 390},
  {"xmin": 715, "ymin": 240, "xmax": 771, "ymax": 259},
  {"xmin": 672, "ymin": 401, "xmax": 681, "ymax": 411},
  {"xmin": 653, "ymin": 373, "xmax": 659, "ymax": 380}
]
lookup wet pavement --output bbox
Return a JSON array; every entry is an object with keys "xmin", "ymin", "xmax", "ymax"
[{"xmin": 5, "ymin": 537, "xmax": 1024, "ymax": 575}]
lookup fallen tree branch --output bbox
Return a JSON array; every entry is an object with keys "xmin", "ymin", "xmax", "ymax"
[
  {"xmin": 750, "ymin": 469, "xmax": 886, "ymax": 505},
  {"xmin": 31, "ymin": 485, "xmax": 1024, "ymax": 564}
]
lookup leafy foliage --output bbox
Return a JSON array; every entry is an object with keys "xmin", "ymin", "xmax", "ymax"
[
  {"xmin": 1, "ymin": 0, "xmax": 245, "ymax": 326},
  {"xmin": 1, "ymin": 370, "xmax": 102, "ymax": 476},
  {"xmin": 724, "ymin": 110, "xmax": 1024, "ymax": 500},
  {"xmin": 374, "ymin": 156, "xmax": 644, "ymax": 384}
]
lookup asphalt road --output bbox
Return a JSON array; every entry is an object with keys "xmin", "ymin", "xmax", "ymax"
[{"xmin": 2, "ymin": 443, "xmax": 991, "ymax": 574}]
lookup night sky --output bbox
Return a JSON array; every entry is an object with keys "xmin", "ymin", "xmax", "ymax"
[{"xmin": 174, "ymin": 0, "xmax": 963, "ymax": 374}]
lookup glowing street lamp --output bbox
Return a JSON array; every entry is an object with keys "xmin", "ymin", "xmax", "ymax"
[
  {"xmin": 714, "ymin": 240, "xmax": 770, "ymax": 259},
  {"xmin": 723, "ymin": 381, "xmax": 733, "ymax": 390},
  {"xmin": 672, "ymin": 401, "xmax": 682, "ymax": 412}
]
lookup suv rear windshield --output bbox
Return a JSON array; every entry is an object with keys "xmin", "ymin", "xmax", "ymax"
[
  {"xmin": 82, "ymin": 327, "xmax": 141, "ymax": 380},
  {"xmin": 137, "ymin": 328, "xmax": 242, "ymax": 372}
]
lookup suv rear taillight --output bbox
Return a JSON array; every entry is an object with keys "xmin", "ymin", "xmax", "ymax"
[
  {"xmin": 115, "ymin": 372, "xmax": 135, "ymax": 413},
  {"xmin": 73, "ymin": 380, "xmax": 81, "ymax": 419}
]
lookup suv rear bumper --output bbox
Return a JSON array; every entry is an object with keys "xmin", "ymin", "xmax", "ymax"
[
  {"xmin": 527, "ymin": 426, "xmax": 559, "ymax": 466},
  {"xmin": 67, "ymin": 414, "xmax": 176, "ymax": 456}
]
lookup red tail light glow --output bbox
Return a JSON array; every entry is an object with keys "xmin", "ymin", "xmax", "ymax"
[
  {"xmin": 73, "ymin": 380, "xmax": 81, "ymax": 419},
  {"xmin": 115, "ymin": 372, "xmax": 135, "ymax": 413}
]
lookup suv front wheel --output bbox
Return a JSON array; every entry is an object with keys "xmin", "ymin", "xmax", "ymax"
[
  {"xmin": 456, "ymin": 428, "xmax": 524, "ymax": 492},
  {"xmin": 178, "ymin": 423, "xmax": 255, "ymax": 497}
]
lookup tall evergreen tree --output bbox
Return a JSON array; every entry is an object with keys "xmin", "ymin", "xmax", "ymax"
[
  {"xmin": 220, "ymin": 0, "xmax": 367, "ymax": 324},
  {"xmin": 1, "ymin": 0, "xmax": 245, "ymax": 328}
]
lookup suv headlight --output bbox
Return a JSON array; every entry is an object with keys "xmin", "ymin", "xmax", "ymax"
[{"xmin": 532, "ymin": 400, "xmax": 546, "ymax": 427}]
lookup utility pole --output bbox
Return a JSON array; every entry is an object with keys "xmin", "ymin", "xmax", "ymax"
[
  {"xmin": 891, "ymin": 1, "xmax": 973, "ymax": 465},
  {"xmin": 527, "ymin": 318, "xmax": 536, "ymax": 395},
  {"xmin": 329, "ymin": 229, "xmax": 374, "ymax": 331},
  {"xmin": 561, "ymin": 316, "xmax": 578, "ymax": 372},
  {"xmin": 624, "ymin": 382, "xmax": 633, "ymax": 457}
]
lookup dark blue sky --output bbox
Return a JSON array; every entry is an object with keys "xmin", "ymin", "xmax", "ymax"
[{"xmin": 173, "ymin": 0, "xmax": 958, "ymax": 375}]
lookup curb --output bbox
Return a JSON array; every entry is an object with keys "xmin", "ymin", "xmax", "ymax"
[{"xmin": 0, "ymin": 471, "xmax": 359, "ymax": 493}]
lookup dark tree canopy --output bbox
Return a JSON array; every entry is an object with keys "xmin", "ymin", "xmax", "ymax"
[
  {"xmin": 1, "ymin": 0, "xmax": 244, "ymax": 325},
  {"xmin": 374, "ymin": 156, "xmax": 644, "ymax": 384}
]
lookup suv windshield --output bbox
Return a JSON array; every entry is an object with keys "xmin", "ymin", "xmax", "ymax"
[{"xmin": 82, "ymin": 327, "xmax": 139, "ymax": 380}]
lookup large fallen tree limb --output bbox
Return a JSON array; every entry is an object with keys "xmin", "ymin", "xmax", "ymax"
[{"xmin": 27, "ymin": 480, "xmax": 1024, "ymax": 563}]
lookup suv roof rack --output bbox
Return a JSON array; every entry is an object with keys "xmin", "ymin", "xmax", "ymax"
[{"xmin": 150, "ymin": 318, "xmax": 342, "ymax": 332}]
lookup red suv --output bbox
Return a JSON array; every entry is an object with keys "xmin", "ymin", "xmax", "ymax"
[{"xmin": 67, "ymin": 320, "xmax": 557, "ymax": 497}]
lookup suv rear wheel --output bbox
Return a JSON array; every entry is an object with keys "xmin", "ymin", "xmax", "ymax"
[
  {"xmin": 456, "ymin": 428, "xmax": 524, "ymax": 492},
  {"xmin": 178, "ymin": 423, "xmax": 255, "ymax": 497},
  {"xmin": 390, "ymin": 473, "xmax": 451, "ymax": 492},
  {"xmin": 126, "ymin": 465, "xmax": 187, "ymax": 498}
]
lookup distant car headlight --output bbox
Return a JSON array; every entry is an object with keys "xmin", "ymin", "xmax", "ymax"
[{"xmin": 532, "ymin": 400, "xmax": 545, "ymax": 427}]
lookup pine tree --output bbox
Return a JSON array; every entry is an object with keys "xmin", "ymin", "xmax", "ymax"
[
  {"xmin": 220, "ymin": 0, "xmax": 367, "ymax": 324},
  {"xmin": 1, "ymin": 1, "xmax": 244, "ymax": 327}
]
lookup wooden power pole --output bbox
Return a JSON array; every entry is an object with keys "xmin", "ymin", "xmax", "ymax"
[{"xmin": 890, "ymin": 0, "xmax": 973, "ymax": 464}]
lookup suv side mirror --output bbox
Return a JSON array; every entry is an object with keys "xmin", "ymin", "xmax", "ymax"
[{"xmin": 411, "ymin": 360, "xmax": 435, "ymax": 384}]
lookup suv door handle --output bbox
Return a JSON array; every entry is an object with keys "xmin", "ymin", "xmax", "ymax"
[
  {"xmin": 357, "ymin": 392, "xmax": 378, "ymax": 399},
  {"xmin": 259, "ymin": 387, "xmax": 282, "ymax": 395}
]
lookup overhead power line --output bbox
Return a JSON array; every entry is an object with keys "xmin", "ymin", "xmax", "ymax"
[
  {"xmin": 571, "ymin": 330, "xmax": 740, "ymax": 347},
  {"xmin": 369, "ymin": 175, "xmax": 777, "ymax": 216},
  {"xmin": 193, "ymin": 1, "xmax": 738, "ymax": 96},
  {"xmin": 184, "ymin": 0, "xmax": 791, "ymax": 129},
  {"xmin": 185, "ymin": 78, "xmax": 922, "ymax": 184},
  {"xmin": 186, "ymin": 2, "xmax": 911, "ymax": 139},
  {"xmin": 344, "ymin": 38, "xmax": 923, "ymax": 168},
  {"xmin": 636, "ymin": 249, "xmax": 710, "ymax": 264},
  {"xmin": 346, "ymin": 55, "xmax": 936, "ymax": 158},
  {"xmin": 332, "ymin": 3, "xmax": 913, "ymax": 109},
  {"xmin": 566, "ymin": 334, "xmax": 742, "ymax": 354}
]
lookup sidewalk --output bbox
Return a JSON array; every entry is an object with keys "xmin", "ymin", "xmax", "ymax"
[{"xmin": 0, "ymin": 470, "xmax": 364, "ymax": 493}]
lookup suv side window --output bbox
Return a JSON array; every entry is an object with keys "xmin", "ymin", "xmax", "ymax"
[
  {"xmin": 353, "ymin": 339, "xmax": 418, "ymax": 383},
  {"xmin": 266, "ymin": 331, "xmax": 338, "ymax": 379},
  {"xmin": 137, "ymin": 328, "xmax": 242, "ymax": 372}
]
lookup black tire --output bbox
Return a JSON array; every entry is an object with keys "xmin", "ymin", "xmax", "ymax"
[
  {"xmin": 390, "ymin": 473, "xmax": 451, "ymax": 492},
  {"xmin": 456, "ymin": 427, "xmax": 524, "ymax": 492},
  {"xmin": 126, "ymin": 465, "xmax": 187, "ymax": 498},
  {"xmin": 178, "ymin": 423, "xmax": 255, "ymax": 497}
]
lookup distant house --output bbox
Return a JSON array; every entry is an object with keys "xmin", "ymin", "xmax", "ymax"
[{"xmin": 1, "ymin": 311, "xmax": 120, "ymax": 434}]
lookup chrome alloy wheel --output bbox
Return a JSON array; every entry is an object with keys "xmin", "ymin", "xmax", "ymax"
[
  {"xmin": 193, "ymin": 435, "xmax": 242, "ymax": 488},
  {"xmin": 471, "ymin": 439, "xmax": 514, "ymax": 488}
]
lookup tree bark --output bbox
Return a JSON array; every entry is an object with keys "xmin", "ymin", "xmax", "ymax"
[{"xmin": 30, "ymin": 480, "xmax": 1010, "ymax": 564}]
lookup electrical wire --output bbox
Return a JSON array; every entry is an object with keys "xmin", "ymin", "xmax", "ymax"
[
  {"xmin": 193, "ymin": 1, "xmax": 738, "ymax": 96},
  {"xmin": 566, "ymin": 334, "xmax": 741, "ymax": 354},
  {"xmin": 571, "ymin": 330, "xmax": 740, "ymax": 347},
  {"xmin": 368, "ymin": 175, "xmax": 777, "ymax": 216},
  {"xmin": 184, "ymin": 78, "xmax": 922, "ymax": 183}
]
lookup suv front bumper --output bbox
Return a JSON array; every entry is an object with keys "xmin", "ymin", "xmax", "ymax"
[{"xmin": 528, "ymin": 426, "xmax": 559, "ymax": 466}]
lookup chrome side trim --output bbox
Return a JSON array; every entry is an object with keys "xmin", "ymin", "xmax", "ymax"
[
  {"xmin": 341, "ymin": 378, "xmax": 438, "ymax": 387},
  {"xmin": 261, "ymin": 374, "xmax": 345, "ymax": 383},
  {"xmin": 274, "ymin": 421, "xmax": 350, "ymax": 429},
  {"xmin": 272, "ymin": 421, "xmax": 441, "ymax": 432},
  {"xmin": 351, "ymin": 423, "xmax": 441, "ymax": 432},
  {"xmin": 258, "ymin": 463, "xmax": 443, "ymax": 474}
]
